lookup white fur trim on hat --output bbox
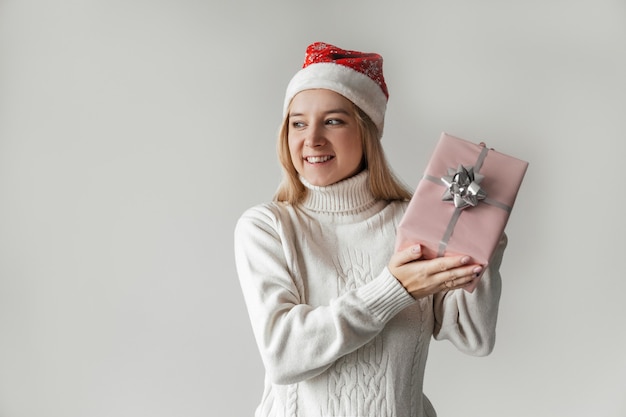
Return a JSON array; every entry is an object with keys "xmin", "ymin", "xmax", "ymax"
[{"xmin": 283, "ymin": 63, "xmax": 388, "ymax": 138}]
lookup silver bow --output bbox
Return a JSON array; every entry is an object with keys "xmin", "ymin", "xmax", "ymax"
[{"xmin": 441, "ymin": 165, "xmax": 487, "ymax": 209}]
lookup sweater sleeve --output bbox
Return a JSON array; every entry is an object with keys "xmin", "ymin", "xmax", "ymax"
[
  {"xmin": 432, "ymin": 233, "xmax": 507, "ymax": 356},
  {"xmin": 234, "ymin": 206, "xmax": 415, "ymax": 385}
]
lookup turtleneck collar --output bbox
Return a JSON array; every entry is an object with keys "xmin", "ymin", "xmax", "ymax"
[{"xmin": 299, "ymin": 170, "xmax": 379, "ymax": 215}]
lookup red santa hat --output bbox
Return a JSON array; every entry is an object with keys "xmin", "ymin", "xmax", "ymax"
[{"xmin": 283, "ymin": 42, "xmax": 389, "ymax": 139}]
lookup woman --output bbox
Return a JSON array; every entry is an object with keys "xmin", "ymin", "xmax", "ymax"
[{"xmin": 234, "ymin": 42, "xmax": 506, "ymax": 417}]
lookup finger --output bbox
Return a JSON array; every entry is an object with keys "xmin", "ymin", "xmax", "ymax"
[
  {"xmin": 441, "ymin": 277, "xmax": 473, "ymax": 292},
  {"xmin": 429, "ymin": 255, "xmax": 471, "ymax": 275},
  {"xmin": 439, "ymin": 265, "xmax": 483, "ymax": 291},
  {"xmin": 443, "ymin": 264, "xmax": 480, "ymax": 281},
  {"xmin": 440, "ymin": 277, "xmax": 467, "ymax": 292},
  {"xmin": 440, "ymin": 278, "xmax": 454, "ymax": 292},
  {"xmin": 389, "ymin": 244, "xmax": 423, "ymax": 268}
]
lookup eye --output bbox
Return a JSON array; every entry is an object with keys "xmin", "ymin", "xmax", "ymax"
[
  {"xmin": 325, "ymin": 118, "xmax": 344, "ymax": 126},
  {"xmin": 291, "ymin": 121, "xmax": 306, "ymax": 129}
]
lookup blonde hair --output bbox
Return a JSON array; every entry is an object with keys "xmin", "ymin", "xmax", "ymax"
[{"xmin": 273, "ymin": 101, "xmax": 412, "ymax": 204}]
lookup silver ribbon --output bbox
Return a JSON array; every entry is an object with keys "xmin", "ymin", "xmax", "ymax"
[
  {"xmin": 441, "ymin": 165, "xmax": 487, "ymax": 209},
  {"xmin": 423, "ymin": 144, "xmax": 512, "ymax": 256}
]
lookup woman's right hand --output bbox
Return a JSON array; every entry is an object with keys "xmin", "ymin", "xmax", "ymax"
[{"xmin": 388, "ymin": 244, "xmax": 483, "ymax": 299}]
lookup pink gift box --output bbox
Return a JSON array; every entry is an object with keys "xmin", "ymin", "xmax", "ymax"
[{"xmin": 395, "ymin": 132, "xmax": 528, "ymax": 292}]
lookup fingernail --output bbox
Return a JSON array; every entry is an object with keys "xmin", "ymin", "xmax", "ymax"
[
  {"xmin": 473, "ymin": 266, "xmax": 483, "ymax": 276},
  {"xmin": 461, "ymin": 256, "xmax": 470, "ymax": 264},
  {"xmin": 411, "ymin": 245, "xmax": 421, "ymax": 254}
]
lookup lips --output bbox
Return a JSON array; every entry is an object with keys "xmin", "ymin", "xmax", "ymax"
[{"xmin": 305, "ymin": 155, "xmax": 334, "ymax": 164}]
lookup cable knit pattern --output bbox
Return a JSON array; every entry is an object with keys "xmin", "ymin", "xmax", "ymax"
[
  {"xmin": 287, "ymin": 384, "xmax": 298, "ymax": 417},
  {"xmin": 329, "ymin": 244, "xmax": 390, "ymax": 417},
  {"xmin": 327, "ymin": 336, "xmax": 389, "ymax": 417},
  {"xmin": 334, "ymin": 248, "xmax": 371, "ymax": 291},
  {"xmin": 234, "ymin": 170, "xmax": 505, "ymax": 417},
  {"xmin": 409, "ymin": 296, "xmax": 432, "ymax": 416}
]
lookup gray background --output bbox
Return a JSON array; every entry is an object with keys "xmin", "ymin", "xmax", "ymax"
[{"xmin": 1, "ymin": 0, "xmax": 625, "ymax": 416}]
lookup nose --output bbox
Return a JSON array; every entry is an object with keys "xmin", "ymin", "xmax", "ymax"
[{"xmin": 304, "ymin": 123, "xmax": 326, "ymax": 147}]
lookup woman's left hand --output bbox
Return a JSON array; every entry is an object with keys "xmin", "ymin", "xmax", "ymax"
[{"xmin": 388, "ymin": 244, "xmax": 482, "ymax": 299}]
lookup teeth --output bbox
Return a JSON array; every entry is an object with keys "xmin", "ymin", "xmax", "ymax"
[{"xmin": 306, "ymin": 156, "xmax": 332, "ymax": 163}]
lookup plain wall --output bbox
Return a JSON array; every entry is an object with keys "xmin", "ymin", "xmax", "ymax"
[{"xmin": 1, "ymin": 1, "xmax": 625, "ymax": 416}]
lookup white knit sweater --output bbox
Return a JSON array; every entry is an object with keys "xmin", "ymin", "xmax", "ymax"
[{"xmin": 234, "ymin": 170, "xmax": 505, "ymax": 417}]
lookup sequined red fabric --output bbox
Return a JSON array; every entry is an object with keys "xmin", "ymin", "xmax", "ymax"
[{"xmin": 302, "ymin": 42, "xmax": 389, "ymax": 98}]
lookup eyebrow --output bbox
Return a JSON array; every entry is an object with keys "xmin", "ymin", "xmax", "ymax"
[{"xmin": 288, "ymin": 108, "xmax": 351, "ymax": 118}]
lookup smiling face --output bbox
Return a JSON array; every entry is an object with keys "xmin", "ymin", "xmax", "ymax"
[{"xmin": 287, "ymin": 89, "xmax": 364, "ymax": 187}]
